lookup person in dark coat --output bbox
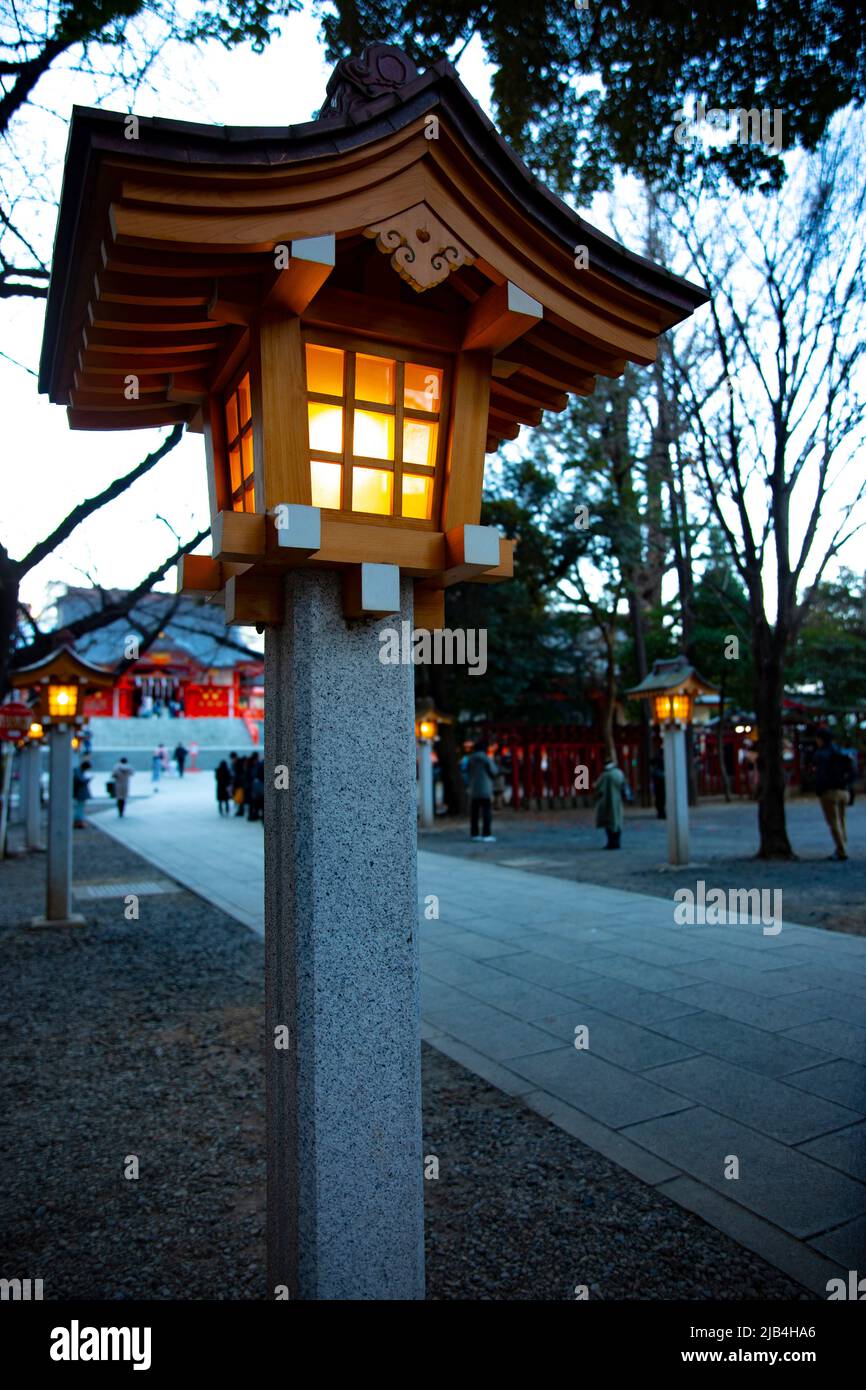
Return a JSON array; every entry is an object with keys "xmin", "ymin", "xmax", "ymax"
[
  {"xmin": 814, "ymin": 728, "xmax": 855, "ymax": 861},
  {"xmin": 173, "ymin": 742, "xmax": 188, "ymax": 778},
  {"xmin": 467, "ymin": 740, "xmax": 499, "ymax": 842},
  {"xmin": 595, "ymin": 760, "xmax": 626, "ymax": 849},
  {"xmin": 73, "ymin": 759, "xmax": 92, "ymax": 828},
  {"xmin": 215, "ymin": 760, "xmax": 232, "ymax": 815}
]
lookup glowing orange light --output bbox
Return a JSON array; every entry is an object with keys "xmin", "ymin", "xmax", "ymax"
[{"xmin": 48, "ymin": 684, "xmax": 78, "ymax": 719}]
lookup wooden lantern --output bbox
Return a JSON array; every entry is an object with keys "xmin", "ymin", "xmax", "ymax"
[
  {"xmin": 628, "ymin": 658, "xmax": 718, "ymax": 728},
  {"xmin": 39, "ymin": 44, "xmax": 708, "ymax": 627},
  {"xmin": 9, "ymin": 646, "xmax": 116, "ymax": 724}
]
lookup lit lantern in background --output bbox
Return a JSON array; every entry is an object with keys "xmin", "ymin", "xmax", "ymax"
[
  {"xmin": 415, "ymin": 702, "xmax": 451, "ymax": 830},
  {"xmin": 47, "ymin": 683, "xmax": 79, "ymax": 721},
  {"xmin": 9, "ymin": 647, "xmax": 115, "ymax": 925},
  {"xmin": 629, "ymin": 658, "xmax": 718, "ymax": 866}
]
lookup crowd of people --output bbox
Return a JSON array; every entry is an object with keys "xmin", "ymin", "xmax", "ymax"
[{"xmin": 215, "ymin": 752, "xmax": 265, "ymax": 822}]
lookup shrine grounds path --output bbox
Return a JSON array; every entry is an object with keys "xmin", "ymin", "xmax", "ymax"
[{"xmin": 36, "ymin": 774, "xmax": 866, "ymax": 1296}]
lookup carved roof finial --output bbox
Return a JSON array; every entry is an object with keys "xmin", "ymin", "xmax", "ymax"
[{"xmin": 318, "ymin": 44, "xmax": 419, "ymax": 120}]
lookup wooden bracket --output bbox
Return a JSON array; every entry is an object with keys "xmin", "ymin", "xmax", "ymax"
[
  {"xmin": 463, "ymin": 281, "xmax": 543, "ymax": 353},
  {"xmin": 225, "ymin": 573, "xmax": 283, "ymax": 626},
  {"xmin": 342, "ymin": 563, "xmax": 401, "ymax": 620},
  {"xmin": 443, "ymin": 524, "xmax": 502, "ymax": 584},
  {"xmin": 263, "ymin": 235, "xmax": 336, "ymax": 314},
  {"xmin": 273, "ymin": 503, "xmax": 321, "ymax": 557},
  {"xmin": 413, "ymin": 584, "xmax": 445, "ymax": 629},
  {"xmin": 212, "ymin": 509, "xmax": 267, "ymax": 563}
]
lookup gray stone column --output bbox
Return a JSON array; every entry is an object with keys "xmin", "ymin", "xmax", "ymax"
[
  {"xmin": 31, "ymin": 727, "xmax": 84, "ymax": 927},
  {"xmin": 23, "ymin": 742, "xmax": 43, "ymax": 851},
  {"xmin": 663, "ymin": 725, "xmax": 690, "ymax": 865},
  {"xmin": 264, "ymin": 570, "xmax": 424, "ymax": 1301},
  {"xmin": 418, "ymin": 738, "xmax": 434, "ymax": 830}
]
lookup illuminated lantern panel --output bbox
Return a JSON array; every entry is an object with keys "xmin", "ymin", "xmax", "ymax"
[
  {"xmin": 418, "ymin": 718, "xmax": 436, "ymax": 740},
  {"xmin": 224, "ymin": 372, "xmax": 255, "ymax": 513},
  {"xmin": 671, "ymin": 693, "xmax": 693, "ymax": 723},
  {"xmin": 653, "ymin": 694, "xmax": 672, "ymax": 724},
  {"xmin": 48, "ymin": 683, "xmax": 79, "ymax": 718},
  {"xmin": 652, "ymin": 692, "xmax": 693, "ymax": 724},
  {"xmin": 305, "ymin": 342, "xmax": 443, "ymax": 521}
]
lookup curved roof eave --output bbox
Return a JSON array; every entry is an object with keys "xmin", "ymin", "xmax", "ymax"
[{"xmin": 40, "ymin": 58, "xmax": 707, "ymax": 397}]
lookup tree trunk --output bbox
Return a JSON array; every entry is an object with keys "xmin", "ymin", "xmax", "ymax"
[
  {"xmin": 754, "ymin": 644, "xmax": 794, "ymax": 858},
  {"xmin": 0, "ymin": 547, "xmax": 20, "ymax": 696},
  {"xmin": 718, "ymin": 668, "xmax": 732, "ymax": 802},
  {"xmin": 628, "ymin": 591, "xmax": 652, "ymax": 806},
  {"xmin": 602, "ymin": 630, "xmax": 617, "ymax": 763}
]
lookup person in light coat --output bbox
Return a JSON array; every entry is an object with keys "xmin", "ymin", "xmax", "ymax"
[
  {"xmin": 111, "ymin": 757, "xmax": 134, "ymax": 817},
  {"xmin": 594, "ymin": 759, "xmax": 626, "ymax": 850}
]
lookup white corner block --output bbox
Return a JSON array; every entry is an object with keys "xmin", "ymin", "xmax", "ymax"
[
  {"xmin": 275, "ymin": 503, "xmax": 321, "ymax": 552},
  {"xmin": 463, "ymin": 524, "xmax": 501, "ymax": 568},
  {"xmin": 291, "ymin": 234, "xmax": 336, "ymax": 267},
  {"xmin": 506, "ymin": 282, "xmax": 543, "ymax": 319},
  {"xmin": 361, "ymin": 562, "xmax": 400, "ymax": 614}
]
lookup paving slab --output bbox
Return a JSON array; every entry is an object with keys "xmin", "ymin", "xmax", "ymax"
[
  {"xmin": 663, "ymin": 980, "xmax": 843, "ymax": 1033},
  {"xmin": 506, "ymin": 1046, "xmax": 694, "ymax": 1129},
  {"xmin": 784, "ymin": 1059, "xmax": 866, "ymax": 1108},
  {"xmin": 653, "ymin": 1010, "xmax": 836, "ymax": 1077},
  {"xmin": 798, "ymin": 1121, "xmax": 866, "ymax": 1183},
  {"xmin": 781, "ymin": 1018, "xmax": 866, "ymax": 1066},
  {"xmin": 645, "ymin": 1054, "xmax": 863, "ymax": 1144},
  {"xmin": 621, "ymin": 1106, "xmax": 866, "ymax": 1238},
  {"xmin": 533, "ymin": 1005, "xmax": 700, "ymax": 1071},
  {"xmin": 807, "ymin": 1214, "xmax": 866, "ymax": 1269}
]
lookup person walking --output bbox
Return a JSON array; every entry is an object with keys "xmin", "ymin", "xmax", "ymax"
[
  {"xmin": 248, "ymin": 755, "xmax": 265, "ymax": 821},
  {"xmin": 173, "ymin": 742, "xmax": 188, "ymax": 778},
  {"xmin": 152, "ymin": 742, "xmax": 166, "ymax": 791},
  {"xmin": 595, "ymin": 758, "xmax": 626, "ymax": 849},
  {"xmin": 814, "ymin": 728, "xmax": 855, "ymax": 861},
  {"xmin": 467, "ymin": 740, "xmax": 499, "ymax": 842},
  {"xmin": 73, "ymin": 759, "xmax": 92, "ymax": 829},
  {"xmin": 232, "ymin": 755, "xmax": 247, "ymax": 816},
  {"xmin": 215, "ymin": 759, "xmax": 232, "ymax": 816},
  {"xmin": 111, "ymin": 757, "xmax": 134, "ymax": 817}
]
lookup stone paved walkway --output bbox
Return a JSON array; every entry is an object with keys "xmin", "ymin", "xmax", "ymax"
[{"xmin": 89, "ymin": 776, "xmax": 866, "ymax": 1294}]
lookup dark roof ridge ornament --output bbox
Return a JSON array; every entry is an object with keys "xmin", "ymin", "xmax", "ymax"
[{"xmin": 318, "ymin": 43, "xmax": 420, "ymax": 120}]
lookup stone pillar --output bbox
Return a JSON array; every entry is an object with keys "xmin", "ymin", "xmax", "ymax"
[
  {"xmin": 663, "ymin": 725, "xmax": 689, "ymax": 866},
  {"xmin": 23, "ymin": 742, "xmax": 43, "ymax": 851},
  {"xmin": 418, "ymin": 738, "xmax": 434, "ymax": 830},
  {"xmin": 31, "ymin": 726, "xmax": 84, "ymax": 927},
  {"xmin": 265, "ymin": 570, "xmax": 424, "ymax": 1301}
]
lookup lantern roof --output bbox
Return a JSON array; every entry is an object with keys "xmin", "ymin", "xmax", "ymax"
[
  {"xmin": 415, "ymin": 696, "xmax": 454, "ymax": 726},
  {"xmin": 39, "ymin": 42, "xmax": 708, "ymax": 443},
  {"xmin": 9, "ymin": 645, "xmax": 116, "ymax": 690},
  {"xmin": 627, "ymin": 657, "xmax": 719, "ymax": 700}
]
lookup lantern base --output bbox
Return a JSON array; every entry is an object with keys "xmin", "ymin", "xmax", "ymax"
[{"xmin": 28, "ymin": 913, "xmax": 86, "ymax": 929}]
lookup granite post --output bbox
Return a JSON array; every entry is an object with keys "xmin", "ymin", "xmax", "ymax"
[
  {"xmin": 663, "ymin": 725, "xmax": 689, "ymax": 866},
  {"xmin": 418, "ymin": 738, "xmax": 434, "ymax": 830},
  {"xmin": 265, "ymin": 570, "xmax": 424, "ymax": 1300},
  {"xmin": 31, "ymin": 726, "xmax": 84, "ymax": 926},
  {"xmin": 23, "ymin": 742, "xmax": 43, "ymax": 851}
]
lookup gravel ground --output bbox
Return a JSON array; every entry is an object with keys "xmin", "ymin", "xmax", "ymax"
[
  {"xmin": 422, "ymin": 797, "xmax": 866, "ymax": 935},
  {"xmin": 0, "ymin": 825, "xmax": 812, "ymax": 1300}
]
